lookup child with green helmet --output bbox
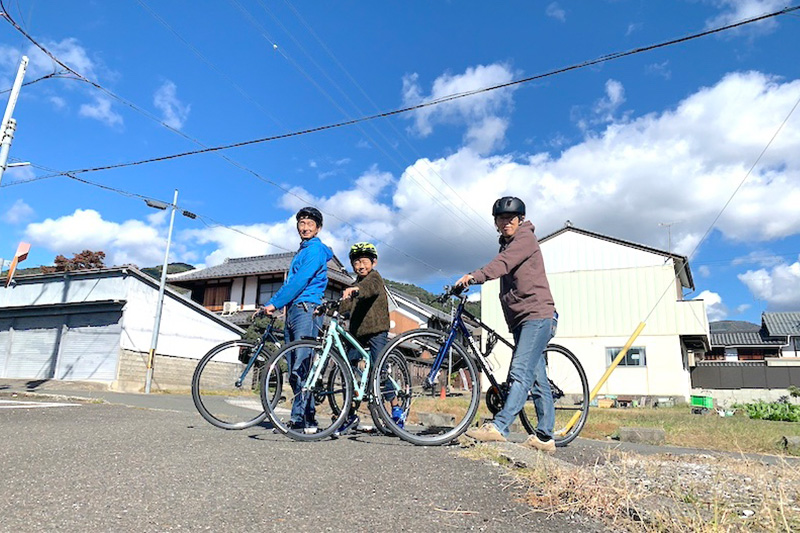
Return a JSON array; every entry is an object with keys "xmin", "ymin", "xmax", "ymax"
[{"xmin": 337, "ymin": 242, "xmax": 405, "ymax": 433}]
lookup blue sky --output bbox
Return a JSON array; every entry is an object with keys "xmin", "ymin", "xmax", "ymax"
[{"xmin": 0, "ymin": 1, "xmax": 799, "ymax": 324}]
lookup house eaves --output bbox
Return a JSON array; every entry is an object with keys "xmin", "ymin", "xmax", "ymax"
[
  {"xmin": 540, "ymin": 223, "xmax": 694, "ymax": 290},
  {"xmin": 11, "ymin": 265, "xmax": 244, "ymax": 334},
  {"xmin": 762, "ymin": 312, "xmax": 800, "ymax": 337}
]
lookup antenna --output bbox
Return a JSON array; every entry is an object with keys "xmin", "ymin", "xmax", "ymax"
[{"xmin": 658, "ymin": 221, "xmax": 679, "ymax": 254}]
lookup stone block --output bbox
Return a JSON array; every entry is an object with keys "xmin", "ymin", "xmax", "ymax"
[
  {"xmin": 417, "ymin": 412, "xmax": 456, "ymax": 428},
  {"xmin": 618, "ymin": 426, "xmax": 666, "ymax": 445}
]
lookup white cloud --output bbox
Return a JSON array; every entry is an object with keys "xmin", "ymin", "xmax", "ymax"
[
  {"xmin": 706, "ymin": 0, "xmax": 785, "ymax": 34},
  {"xmin": 732, "ymin": 250, "xmax": 784, "ymax": 267},
  {"xmin": 154, "ymin": 80, "xmax": 190, "ymax": 129},
  {"xmin": 698, "ymin": 265, "xmax": 711, "ymax": 277},
  {"xmin": 545, "ymin": 3, "xmax": 566, "ymax": 22},
  {"xmin": 2, "ymin": 199, "xmax": 34, "ymax": 224},
  {"xmin": 738, "ymin": 256, "xmax": 800, "ymax": 311},
  {"xmin": 735, "ymin": 303, "xmax": 751, "ymax": 314},
  {"xmin": 698, "ymin": 290, "xmax": 728, "ymax": 321},
  {"xmin": 402, "ymin": 63, "xmax": 517, "ymax": 154},
  {"xmin": 24, "ymin": 209, "xmax": 179, "ymax": 267},
  {"xmin": 49, "ymin": 96, "xmax": 67, "ymax": 110},
  {"xmin": 179, "ymin": 69, "xmax": 800, "ymax": 288},
  {"xmin": 79, "ymin": 95, "xmax": 123, "ymax": 127},
  {"xmin": 646, "ymin": 61, "xmax": 672, "ymax": 80}
]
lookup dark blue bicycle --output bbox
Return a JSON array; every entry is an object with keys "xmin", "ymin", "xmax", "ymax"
[
  {"xmin": 371, "ymin": 285, "xmax": 589, "ymax": 446},
  {"xmin": 192, "ymin": 315, "xmax": 283, "ymax": 429}
]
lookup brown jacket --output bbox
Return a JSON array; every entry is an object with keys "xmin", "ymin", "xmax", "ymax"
[
  {"xmin": 469, "ymin": 220, "xmax": 555, "ymax": 331},
  {"xmin": 339, "ymin": 269, "xmax": 390, "ymax": 338}
]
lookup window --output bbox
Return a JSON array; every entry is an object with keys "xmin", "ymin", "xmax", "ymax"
[
  {"xmin": 203, "ymin": 284, "xmax": 231, "ymax": 312},
  {"xmin": 605, "ymin": 346, "xmax": 646, "ymax": 367},
  {"xmin": 258, "ymin": 281, "xmax": 283, "ymax": 306}
]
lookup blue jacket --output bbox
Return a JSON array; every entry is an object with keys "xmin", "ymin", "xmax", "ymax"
[{"xmin": 268, "ymin": 237, "xmax": 333, "ymax": 309}]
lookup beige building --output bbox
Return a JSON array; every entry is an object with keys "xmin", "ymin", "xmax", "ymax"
[{"xmin": 480, "ymin": 223, "xmax": 710, "ymax": 403}]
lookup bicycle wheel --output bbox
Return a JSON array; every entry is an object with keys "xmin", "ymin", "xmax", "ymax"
[
  {"xmin": 519, "ymin": 344, "xmax": 589, "ymax": 447},
  {"xmin": 372, "ymin": 329, "xmax": 481, "ymax": 446},
  {"xmin": 368, "ymin": 351, "xmax": 412, "ymax": 436},
  {"xmin": 260, "ymin": 340, "xmax": 353, "ymax": 442},
  {"xmin": 192, "ymin": 340, "xmax": 278, "ymax": 430}
]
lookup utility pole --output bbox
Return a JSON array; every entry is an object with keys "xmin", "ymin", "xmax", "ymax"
[
  {"xmin": 0, "ymin": 56, "xmax": 28, "ymax": 187},
  {"xmin": 144, "ymin": 190, "xmax": 179, "ymax": 394}
]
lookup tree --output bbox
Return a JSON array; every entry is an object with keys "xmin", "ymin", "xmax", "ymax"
[{"xmin": 41, "ymin": 250, "xmax": 106, "ymax": 273}]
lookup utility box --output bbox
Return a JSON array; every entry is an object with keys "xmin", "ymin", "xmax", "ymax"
[{"xmin": 690, "ymin": 395, "xmax": 713, "ymax": 409}]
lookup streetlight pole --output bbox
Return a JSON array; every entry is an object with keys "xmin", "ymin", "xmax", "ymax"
[
  {"xmin": 145, "ymin": 189, "xmax": 179, "ymax": 394},
  {"xmin": 0, "ymin": 55, "xmax": 28, "ymax": 187}
]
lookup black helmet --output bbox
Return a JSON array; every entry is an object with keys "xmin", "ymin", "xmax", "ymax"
[
  {"xmin": 492, "ymin": 196, "xmax": 525, "ymax": 217},
  {"xmin": 296, "ymin": 206, "xmax": 323, "ymax": 227}
]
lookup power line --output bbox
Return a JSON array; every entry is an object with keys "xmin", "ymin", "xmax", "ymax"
[
  {"xmin": 133, "ymin": 0, "xmax": 478, "ymax": 251},
  {"xmin": 16, "ymin": 4, "xmax": 791, "ymax": 176},
  {"xmin": 229, "ymin": 0, "xmax": 495, "ymax": 238}
]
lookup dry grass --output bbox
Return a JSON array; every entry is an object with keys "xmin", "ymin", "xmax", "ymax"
[
  {"xmin": 582, "ymin": 406, "xmax": 800, "ymax": 456},
  {"xmin": 462, "ymin": 443, "xmax": 800, "ymax": 532}
]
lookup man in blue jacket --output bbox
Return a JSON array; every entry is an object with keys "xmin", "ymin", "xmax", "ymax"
[{"xmin": 258, "ymin": 206, "xmax": 333, "ymax": 433}]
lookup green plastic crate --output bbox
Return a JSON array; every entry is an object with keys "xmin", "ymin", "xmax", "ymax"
[{"xmin": 690, "ymin": 395, "xmax": 713, "ymax": 409}]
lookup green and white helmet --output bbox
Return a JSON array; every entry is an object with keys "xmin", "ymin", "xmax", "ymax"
[{"xmin": 349, "ymin": 242, "xmax": 378, "ymax": 261}]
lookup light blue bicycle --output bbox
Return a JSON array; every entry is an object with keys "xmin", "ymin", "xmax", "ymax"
[{"xmin": 259, "ymin": 300, "xmax": 410, "ymax": 442}]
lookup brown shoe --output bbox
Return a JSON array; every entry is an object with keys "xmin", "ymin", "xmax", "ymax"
[
  {"xmin": 466, "ymin": 423, "xmax": 507, "ymax": 442},
  {"xmin": 522, "ymin": 434, "xmax": 556, "ymax": 453}
]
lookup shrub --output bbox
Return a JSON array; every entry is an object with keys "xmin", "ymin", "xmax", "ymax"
[{"xmin": 734, "ymin": 400, "xmax": 800, "ymax": 422}]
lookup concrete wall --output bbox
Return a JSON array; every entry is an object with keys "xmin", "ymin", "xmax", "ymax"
[{"xmin": 116, "ymin": 349, "xmax": 199, "ymax": 392}]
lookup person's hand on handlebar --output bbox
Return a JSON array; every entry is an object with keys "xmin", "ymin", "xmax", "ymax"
[
  {"xmin": 454, "ymin": 274, "xmax": 474, "ymax": 288},
  {"xmin": 252, "ymin": 303, "xmax": 277, "ymax": 320}
]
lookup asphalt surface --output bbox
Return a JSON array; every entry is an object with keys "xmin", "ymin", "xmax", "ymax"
[{"xmin": 0, "ymin": 385, "xmax": 608, "ymax": 532}]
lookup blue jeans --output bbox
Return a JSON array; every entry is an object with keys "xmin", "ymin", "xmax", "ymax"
[
  {"xmin": 493, "ymin": 318, "xmax": 555, "ymax": 439},
  {"xmin": 347, "ymin": 331, "xmax": 392, "ymax": 400},
  {"xmin": 284, "ymin": 302, "xmax": 322, "ymax": 426}
]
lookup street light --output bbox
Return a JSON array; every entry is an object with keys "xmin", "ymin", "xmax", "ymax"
[{"xmin": 143, "ymin": 190, "xmax": 196, "ymax": 394}]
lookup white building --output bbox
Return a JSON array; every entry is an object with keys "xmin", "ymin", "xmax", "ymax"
[
  {"xmin": 0, "ymin": 266, "xmax": 243, "ymax": 391},
  {"xmin": 481, "ymin": 223, "xmax": 709, "ymax": 403}
]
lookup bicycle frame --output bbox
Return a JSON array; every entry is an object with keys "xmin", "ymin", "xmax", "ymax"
[
  {"xmin": 236, "ymin": 317, "xmax": 280, "ymax": 388},
  {"xmin": 425, "ymin": 296, "xmax": 511, "ymax": 395},
  {"xmin": 304, "ymin": 315, "xmax": 373, "ymax": 402}
]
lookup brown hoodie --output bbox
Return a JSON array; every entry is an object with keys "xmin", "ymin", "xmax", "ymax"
[
  {"xmin": 469, "ymin": 220, "xmax": 555, "ymax": 331},
  {"xmin": 339, "ymin": 269, "xmax": 390, "ymax": 338}
]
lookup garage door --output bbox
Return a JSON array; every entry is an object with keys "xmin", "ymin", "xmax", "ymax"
[
  {"xmin": 2, "ymin": 316, "xmax": 62, "ymax": 379},
  {"xmin": 56, "ymin": 312, "xmax": 121, "ymax": 381}
]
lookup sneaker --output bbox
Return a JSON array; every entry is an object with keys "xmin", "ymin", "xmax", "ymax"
[
  {"xmin": 334, "ymin": 414, "xmax": 359, "ymax": 436},
  {"xmin": 391, "ymin": 406, "xmax": 405, "ymax": 429},
  {"xmin": 521, "ymin": 434, "xmax": 556, "ymax": 453},
  {"xmin": 465, "ymin": 423, "xmax": 506, "ymax": 442}
]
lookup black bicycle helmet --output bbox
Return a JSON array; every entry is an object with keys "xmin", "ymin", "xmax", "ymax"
[
  {"xmin": 296, "ymin": 206, "xmax": 323, "ymax": 227},
  {"xmin": 492, "ymin": 196, "xmax": 526, "ymax": 217},
  {"xmin": 349, "ymin": 242, "xmax": 378, "ymax": 261}
]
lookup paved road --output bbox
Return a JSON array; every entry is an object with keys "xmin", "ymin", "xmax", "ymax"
[{"xmin": 0, "ymin": 394, "xmax": 606, "ymax": 532}]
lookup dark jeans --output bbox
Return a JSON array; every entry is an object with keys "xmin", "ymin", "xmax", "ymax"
[
  {"xmin": 284, "ymin": 302, "xmax": 322, "ymax": 426},
  {"xmin": 346, "ymin": 331, "xmax": 393, "ymax": 401}
]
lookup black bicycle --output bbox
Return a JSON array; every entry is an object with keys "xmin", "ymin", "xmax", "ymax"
[
  {"xmin": 371, "ymin": 286, "xmax": 590, "ymax": 446},
  {"xmin": 192, "ymin": 315, "xmax": 283, "ymax": 429}
]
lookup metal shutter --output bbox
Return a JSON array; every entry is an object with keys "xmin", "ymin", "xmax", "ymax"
[
  {"xmin": 0, "ymin": 318, "xmax": 12, "ymax": 377},
  {"xmin": 4, "ymin": 316, "xmax": 62, "ymax": 379},
  {"xmin": 56, "ymin": 312, "xmax": 122, "ymax": 382}
]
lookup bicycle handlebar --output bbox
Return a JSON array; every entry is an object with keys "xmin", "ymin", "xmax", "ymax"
[{"xmin": 435, "ymin": 284, "xmax": 467, "ymax": 304}]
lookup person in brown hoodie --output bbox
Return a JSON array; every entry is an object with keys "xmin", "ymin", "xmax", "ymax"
[{"xmin": 456, "ymin": 196, "xmax": 558, "ymax": 453}]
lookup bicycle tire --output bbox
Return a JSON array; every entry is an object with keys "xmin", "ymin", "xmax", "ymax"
[
  {"xmin": 368, "ymin": 351, "xmax": 412, "ymax": 436},
  {"xmin": 260, "ymin": 340, "xmax": 353, "ymax": 442},
  {"xmin": 519, "ymin": 344, "xmax": 589, "ymax": 447},
  {"xmin": 372, "ymin": 329, "xmax": 481, "ymax": 446},
  {"xmin": 192, "ymin": 339, "xmax": 278, "ymax": 430}
]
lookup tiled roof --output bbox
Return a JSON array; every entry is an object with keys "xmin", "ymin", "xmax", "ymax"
[
  {"xmin": 387, "ymin": 287, "xmax": 451, "ymax": 321},
  {"xmin": 168, "ymin": 253, "xmax": 353, "ymax": 285},
  {"xmin": 762, "ymin": 312, "xmax": 800, "ymax": 336},
  {"xmin": 710, "ymin": 331, "xmax": 785, "ymax": 347}
]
